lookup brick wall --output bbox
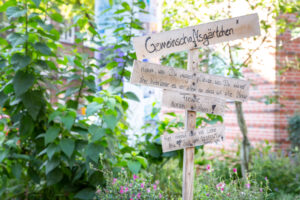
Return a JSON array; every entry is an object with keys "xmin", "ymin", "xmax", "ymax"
[
  {"xmin": 214, "ymin": 13, "xmax": 300, "ymax": 152},
  {"xmin": 275, "ymin": 13, "xmax": 300, "ymax": 149}
]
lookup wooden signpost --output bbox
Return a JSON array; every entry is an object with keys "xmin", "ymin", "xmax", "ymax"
[
  {"xmin": 131, "ymin": 60, "xmax": 250, "ymax": 102},
  {"xmin": 130, "ymin": 13, "xmax": 260, "ymax": 200},
  {"xmin": 162, "ymin": 90, "xmax": 225, "ymax": 116}
]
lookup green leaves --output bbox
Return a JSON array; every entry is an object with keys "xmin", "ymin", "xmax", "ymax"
[
  {"xmin": 7, "ymin": 33, "xmax": 28, "ymax": 47},
  {"xmin": 33, "ymin": 42, "xmax": 52, "ymax": 55},
  {"xmin": 124, "ymin": 91, "xmax": 140, "ymax": 102},
  {"xmin": 46, "ymin": 168, "xmax": 63, "ymax": 186},
  {"xmin": 127, "ymin": 160, "xmax": 141, "ymax": 174},
  {"xmin": 88, "ymin": 125, "xmax": 105, "ymax": 142},
  {"xmin": 13, "ymin": 70, "xmax": 35, "ymax": 96},
  {"xmin": 46, "ymin": 144, "xmax": 59, "ymax": 160},
  {"xmin": 86, "ymin": 143, "xmax": 104, "ymax": 162},
  {"xmin": 12, "ymin": 163, "xmax": 22, "ymax": 179},
  {"xmin": 21, "ymin": 90, "xmax": 43, "ymax": 120},
  {"xmin": 74, "ymin": 188, "xmax": 95, "ymax": 200},
  {"xmin": 6, "ymin": 6, "xmax": 26, "ymax": 20},
  {"xmin": 50, "ymin": 13, "xmax": 63, "ymax": 23},
  {"xmin": 86, "ymin": 102, "xmax": 102, "ymax": 116},
  {"xmin": 32, "ymin": 0, "xmax": 41, "ymax": 7},
  {"xmin": 103, "ymin": 114, "xmax": 118, "ymax": 130},
  {"xmin": 46, "ymin": 157, "xmax": 60, "ymax": 174},
  {"xmin": 11, "ymin": 53, "xmax": 31, "ymax": 70},
  {"xmin": 61, "ymin": 114, "xmax": 75, "ymax": 130},
  {"xmin": 121, "ymin": 2, "xmax": 131, "ymax": 11},
  {"xmin": 59, "ymin": 139, "xmax": 75, "ymax": 158},
  {"xmin": 45, "ymin": 126, "xmax": 60, "ymax": 145}
]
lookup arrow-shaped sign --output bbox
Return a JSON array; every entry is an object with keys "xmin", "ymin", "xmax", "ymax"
[
  {"xmin": 130, "ymin": 60, "xmax": 249, "ymax": 102},
  {"xmin": 161, "ymin": 124, "xmax": 225, "ymax": 152},
  {"xmin": 133, "ymin": 13, "xmax": 260, "ymax": 59},
  {"xmin": 162, "ymin": 90, "xmax": 226, "ymax": 115}
]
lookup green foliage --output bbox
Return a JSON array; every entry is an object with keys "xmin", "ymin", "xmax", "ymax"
[
  {"xmin": 288, "ymin": 113, "xmax": 300, "ymax": 149},
  {"xmin": 194, "ymin": 165, "xmax": 271, "ymax": 200},
  {"xmin": 0, "ymin": 0, "xmax": 147, "ymax": 199},
  {"xmin": 251, "ymin": 146, "xmax": 300, "ymax": 196}
]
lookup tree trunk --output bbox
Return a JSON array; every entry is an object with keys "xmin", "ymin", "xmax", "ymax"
[{"xmin": 235, "ymin": 101, "xmax": 250, "ymax": 178}]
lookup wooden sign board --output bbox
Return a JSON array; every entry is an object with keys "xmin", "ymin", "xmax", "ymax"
[
  {"xmin": 161, "ymin": 124, "xmax": 225, "ymax": 152},
  {"xmin": 130, "ymin": 60, "xmax": 250, "ymax": 102},
  {"xmin": 133, "ymin": 13, "xmax": 260, "ymax": 59},
  {"xmin": 162, "ymin": 90, "xmax": 226, "ymax": 115}
]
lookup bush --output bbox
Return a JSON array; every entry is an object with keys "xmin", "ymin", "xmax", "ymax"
[
  {"xmin": 251, "ymin": 147, "xmax": 300, "ymax": 196},
  {"xmin": 194, "ymin": 164, "xmax": 270, "ymax": 200}
]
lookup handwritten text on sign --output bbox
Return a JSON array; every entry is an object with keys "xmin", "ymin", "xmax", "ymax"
[
  {"xmin": 130, "ymin": 60, "xmax": 250, "ymax": 102},
  {"xmin": 133, "ymin": 14, "xmax": 260, "ymax": 59},
  {"xmin": 162, "ymin": 90, "xmax": 226, "ymax": 115},
  {"xmin": 161, "ymin": 124, "xmax": 225, "ymax": 152}
]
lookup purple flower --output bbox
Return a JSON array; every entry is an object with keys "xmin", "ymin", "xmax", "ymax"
[
  {"xmin": 96, "ymin": 189, "xmax": 101, "ymax": 194},
  {"xmin": 141, "ymin": 183, "xmax": 145, "ymax": 188},
  {"xmin": 265, "ymin": 177, "xmax": 268, "ymax": 181},
  {"xmin": 118, "ymin": 51, "xmax": 125, "ymax": 57},
  {"xmin": 155, "ymin": 180, "xmax": 159, "ymax": 185},
  {"xmin": 246, "ymin": 183, "xmax": 251, "ymax": 189},
  {"xmin": 137, "ymin": 193, "xmax": 141, "ymax": 199},
  {"xmin": 147, "ymin": 188, "xmax": 150, "ymax": 193},
  {"xmin": 114, "ymin": 58, "xmax": 125, "ymax": 63},
  {"xmin": 118, "ymin": 62, "xmax": 124, "ymax": 67},
  {"xmin": 153, "ymin": 184, "xmax": 157, "ymax": 190},
  {"xmin": 112, "ymin": 178, "xmax": 117, "ymax": 185},
  {"xmin": 133, "ymin": 174, "xmax": 138, "ymax": 180},
  {"xmin": 98, "ymin": 46, "xmax": 105, "ymax": 51},
  {"xmin": 159, "ymin": 193, "xmax": 162, "ymax": 198},
  {"xmin": 206, "ymin": 193, "xmax": 210, "ymax": 197},
  {"xmin": 233, "ymin": 168, "xmax": 237, "ymax": 173},
  {"xmin": 125, "ymin": 187, "xmax": 128, "ymax": 193},
  {"xmin": 260, "ymin": 188, "xmax": 263, "ymax": 192}
]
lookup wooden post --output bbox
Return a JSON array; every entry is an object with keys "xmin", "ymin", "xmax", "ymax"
[{"xmin": 182, "ymin": 49, "xmax": 199, "ymax": 200}]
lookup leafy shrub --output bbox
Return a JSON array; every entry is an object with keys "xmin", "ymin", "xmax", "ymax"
[
  {"xmin": 251, "ymin": 147, "xmax": 300, "ymax": 196},
  {"xmin": 194, "ymin": 164, "xmax": 271, "ymax": 200},
  {"xmin": 288, "ymin": 113, "xmax": 300, "ymax": 149},
  {"xmin": 95, "ymin": 168, "xmax": 166, "ymax": 200}
]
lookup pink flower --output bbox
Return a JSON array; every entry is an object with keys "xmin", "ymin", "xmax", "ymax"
[
  {"xmin": 130, "ymin": 199, "xmax": 133, "ymax": 200},
  {"xmin": 129, "ymin": 183, "xmax": 133, "ymax": 187},
  {"xmin": 119, "ymin": 186, "xmax": 124, "ymax": 194},
  {"xmin": 260, "ymin": 188, "xmax": 263, "ymax": 192},
  {"xmin": 125, "ymin": 187, "xmax": 129, "ymax": 193},
  {"xmin": 96, "ymin": 189, "xmax": 101, "ymax": 194},
  {"xmin": 155, "ymin": 180, "xmax": 160, "ymax": 185},
  {"xmin": 265, "ymin": 177, "xmax": 268, "ymax": 181},
  {"xmin": 153, "ymin": 184, "xmax": 157, "ymax": 190},
  {"xmin": 141, "ymin": 183, "xmax": 145, "ymax": 188},
  {"xmin": 246, "ymin": 183, "xmax": 251, "ymax": 189},
  {"xmin": 112, "ymin": 178, "xmax": 117, "ymax": 185},
  {"xmin": 216, "ymin": 182, "xmax": 226, "ymax": 192},
  {"xmin": 159, "ymin": 193, "xmax": 162, "ymax": 198},
  {"xmin": 133, "ymin": 174, "xmax": 138, "ymax": 180},
  {"xmin": 147, "ymin": 188, "xmax": 151, "ymax": 193},
  {"xmin": 233, "ymin": 168, "xmax": 237, "ymax": 173},
  {"xmin": 206, "ymin": 164, "xmax": 211, "ymax": 171},
  {"xmin": 137, "ymin": 193, "xmax": 141, "ymax": 199}
]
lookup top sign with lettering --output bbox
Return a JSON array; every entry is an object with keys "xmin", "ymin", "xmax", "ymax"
[{"xmin": 133, "ymin": 13, "xmax": 260, "ymax": 59}]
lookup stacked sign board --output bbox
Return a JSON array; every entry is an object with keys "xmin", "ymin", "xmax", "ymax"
[{"xmin": 130, "ymin": 13, "xmax": 260, "ymax": 199}]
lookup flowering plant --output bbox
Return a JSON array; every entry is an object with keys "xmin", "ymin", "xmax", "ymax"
[
  {"xmin": 95, "ymin": 168, "xmax": 165, "ymax": 199},
  {"xmin": 194, "ymin": 164, "xmax": 271, "ymax": 200}
]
